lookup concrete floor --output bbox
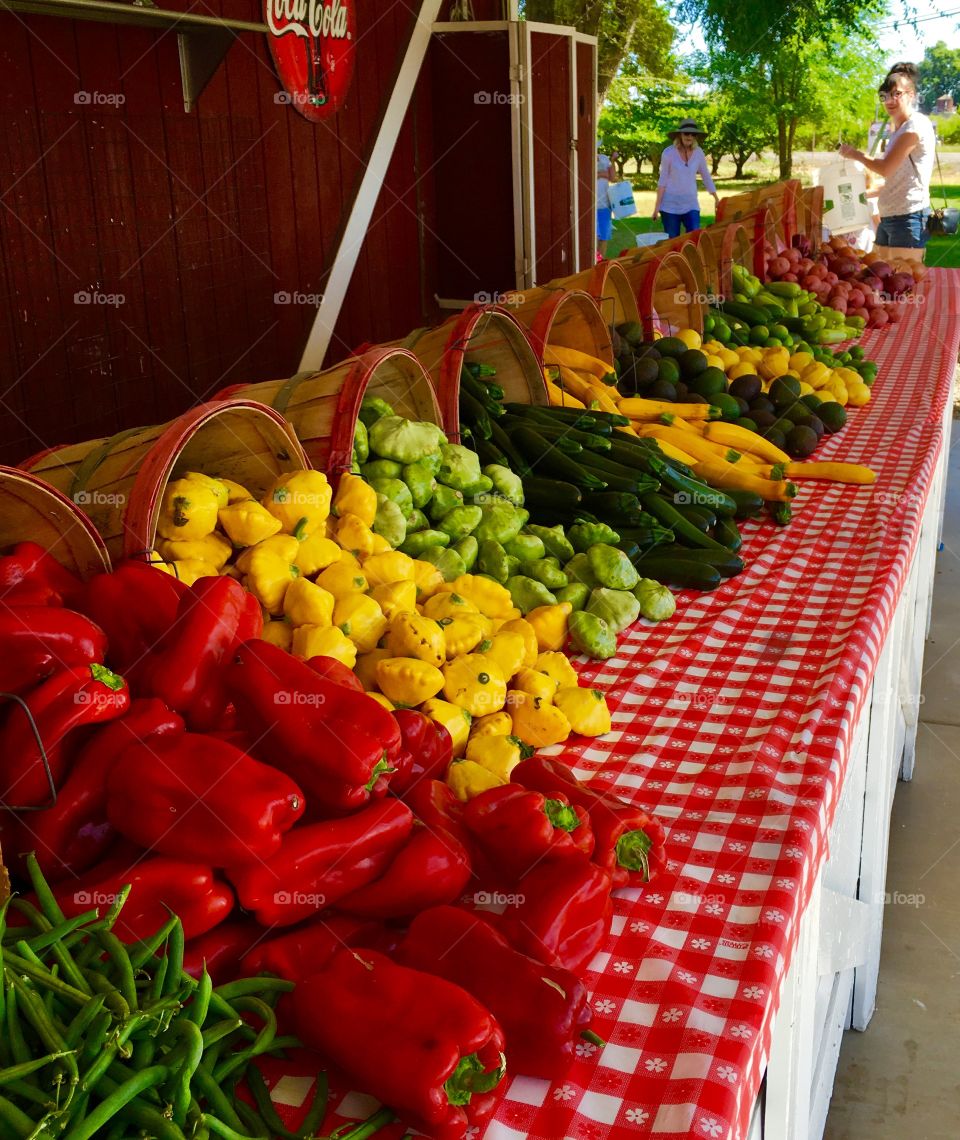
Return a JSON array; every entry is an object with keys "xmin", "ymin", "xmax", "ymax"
[{"xmin": 824, "ymin": 431, "xmax": 960, "ymax": 1138}]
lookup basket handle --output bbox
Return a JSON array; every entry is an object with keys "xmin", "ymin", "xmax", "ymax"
[
  {"xmin": 68, "ymin": 425, "xmax": 151, "ymax": 502},
  {"xmin": 0, "ymin": 692, "xmax": 58, "ymax": 812}
]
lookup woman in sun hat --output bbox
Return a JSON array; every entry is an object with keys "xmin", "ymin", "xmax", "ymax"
[{"xmin": 652, "ymin": 118, "xmax": 719, "ymax": 238}]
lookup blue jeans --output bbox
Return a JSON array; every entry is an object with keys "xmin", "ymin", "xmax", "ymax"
[
  {"xmin": 876, "ymin": 209, "xmax": 930, "ymax": 249},
  {"xmin": 661, "ymin": 209, "xmax": 700, "ymax": 238}
]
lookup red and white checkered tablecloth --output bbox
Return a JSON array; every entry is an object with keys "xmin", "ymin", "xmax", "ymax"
[{"xmin": 267, "ymin": 270, "xmax": 960, "ymax": 1140}]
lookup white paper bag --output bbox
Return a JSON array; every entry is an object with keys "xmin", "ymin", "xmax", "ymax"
[
  {"xmin": 607, "ymin": 182, "xmax": 637, "ymax": 220},
  {"xmin": 813, "ymin": 161, "xmax": 871, "ymax": 235}
]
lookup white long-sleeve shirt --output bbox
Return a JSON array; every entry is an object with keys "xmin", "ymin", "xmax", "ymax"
[{"xmin": 658, "ymin": 145, "xmax": 716, "ymax": 213}]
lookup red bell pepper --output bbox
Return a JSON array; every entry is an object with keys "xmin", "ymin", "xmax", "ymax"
[
  {"xmin": 0, "ymin": 607, "xmax": 107, "ymax": 697},
  {"xmin": 462, "ymin": 784, "xmax": 594, "ymax": 882},
  {"xmin": 0, "ymin": 662, "xmax": 130, "ymax": 808},
  {"xmin": 402, "ymin": 779, "xmax": 467, "ymax": 838},
  {"xmin": 389, "ymin": 710, "xmax": 453, "ymax": 797},
  {"xmin": 335, "ymin": 825, "xmax": 472, "ymax": 919},
  {"xmin": 28, "ymin": 698, "xmax": 183, "ymax": 882},
  {"xmin": 56, "ymin": 855, "xmax": 234, "ymax": 942},
  {"xmin": 512, "ymin": 755, "xmax": 667, "ymax": 886},
  {"xmin": 107, "ymin": 732, "xmax": 305, "ymax": 867},
  {"xmin": 226, "ymin": 640, "xmax": 402, "ymax": 814},
  {"xmin": 183, "ymin": 918, "xmax": 265, "ymax": 983},
  {"xmin": 0, "ymin": 542, "xmax": 83, "ymax": 607},
  {"xmin": 493, "ymin": 856, "xmax": 612, "ymax": 975},
  {"xmin": 74, "ymin": 562, "xmax": 187, "ymax": 676},
  {"xmin": 226, "ymin": 798, "xmax": 413, "ymax": 927},
  {"xmin": 305, "ymin": 655, "xmax": 365, "ymax": 692},
  {"xmin": 398, "ymin": 906, "xmax": 593, "ymax": 1080},
  {"xmin": 241, "ymin": 914, "xmax": 394, "ymax": 983},
  {"xmin": 294, "ymin": 949, "xmax": 506, "ymax": 1140},
  {"xmin": 137, "ymin": 576, "xmax": 262, "ymax": 731}
]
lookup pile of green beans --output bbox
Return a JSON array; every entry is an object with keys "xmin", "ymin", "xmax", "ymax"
[{"xmin": 0, "ymin": 854, "xmax": 331, "ymax": 1140}]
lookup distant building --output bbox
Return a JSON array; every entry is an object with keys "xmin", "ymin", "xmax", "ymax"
[{"xmin": 933, "ymin": 94, "xmax": 955, "ymax": 116}]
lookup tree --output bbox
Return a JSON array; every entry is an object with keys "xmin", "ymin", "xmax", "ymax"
[
  {"xmin": 599, "ymin": 76, "xmax": 702, "ymax": 177},
  {"xmin": 677, "ymin": 0, "xmax": 885, "ymax": 177},
  {"xmin": 688, "ymin": 53, "xmax": 776, "ymax": 178},
  {"xmin": 522, "ymin": 0, "xmax": 676, "ymax": 102},
  {"xmin": 917, "ymin": 41, "xmax": 960, "ymax": 111}
]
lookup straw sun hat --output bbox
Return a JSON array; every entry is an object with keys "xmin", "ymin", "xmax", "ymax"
[{"xmin": 667, "ymin": 118, "xmax": 706, "ymax": 139}]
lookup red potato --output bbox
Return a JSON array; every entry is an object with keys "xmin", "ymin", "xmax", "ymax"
[
  {"xmin": 797, "ymin": 258, "xmax": 814, "ymax": 275},
  {"xmin": 801, "ymin": 274, "xmax": 821, "ymax": 290},
  {"xmin": 847, "ymin": 289, "xmax": 865, "ymax": 309},
  {"xmin": 780, "ymin": 272, "xmax": 799, "ymax": 283},
  {"xmin": 830, "ymin": 297, "xmax": 848, "ymax": 315},
  {"xmin": 769, "ymin": 256, "xmax": 791, "ymax": 276},
  {"xmin": 885, "ymin": 303, "xmax": 903, "ymax": 322},
  {"xmin": 860, "ymin": 274, "xmax": 882, "ymax": 293},
  {"xmin": 851, "ymin": 306, "xmax": 870, "ymax": 321},
  {"xmin": 823, "ymin": 270, "xmax": 840, "ymax": 286},
  {"xmin": 867, "ymin": 308, "xmax": 889, "ymax": 327},
  {"xmin": 785, "ymin": 245, "xmax": 802, "ymax": 262}
]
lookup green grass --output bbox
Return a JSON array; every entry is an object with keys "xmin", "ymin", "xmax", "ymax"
[{"xmin": 605, "ymin": 176, "xmax": 960, "ymax": 268}]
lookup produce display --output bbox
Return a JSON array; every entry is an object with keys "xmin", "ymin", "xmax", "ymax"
[
  {"xmin": 0, "ymin": 178, "xmax": 928, "ymax": 1140},
  {"xmin": 0, "ymin": 514, "xmax": 667, "ymax": 1139}
]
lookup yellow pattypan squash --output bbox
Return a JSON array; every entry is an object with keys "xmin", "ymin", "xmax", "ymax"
[
  {"xmin": 420, "ymin": 698, "xmax": 472, "ymax": 759},
  {"xmin": 332, "ymin": 472, "xmax": 377, "ymax": 528},
  {"xmin": 218, "ymin": 500, "xmax": 281, "ymax": 548},
  {"xmin": 292, "ymin": 624, "xmax": 357, "ymax": 668},
  {"xmin": 442, "ymin": 654, "xmax": 507, "ymax": 718},
  {"xmin": 506, "ymin": 689, "xmax": 571, "ymax": 747},
  {"xmin": 334, "ymin": 594, "xmax": 388, "ymax": 653},
  {"xmin": 376, "ymin": 658, "xmax": 445, "ymax": 706},
  {"xmin": 554, "ymin": 686, "xmax": 612, "ymax": 736},
  {"xmin": 369, "ymin": 580, "xmax": 418, "ymax": 621},
  {"xmin": 283, "ymin": 577, "xmax": 335, "ymax": 628},
  {"xmin": 385, "ymin": 612, "xmax": 445, "ymax": 669},
  {"xmin": 263, "ymin": 471, "xmax": 332, "ymax": 537}
]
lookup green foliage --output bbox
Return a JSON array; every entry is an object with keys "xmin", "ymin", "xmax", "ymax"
[
  {"xmin": 522, "ymin": 0, "xmax": 676, "ymax": 101},
  {"xmin": 917, "ymin": 42, "xmax": 960, "ymax": 112},
  {"xmin": 599, "ymin": 75, "xmax": 703, "ymax": 175},
  {"xmin": 937, "ymin": 116, "xmax": 960, "ymax": 144},
  {"xmin": 677, "ymin": 0, "xmax": 885, "ymax": 177}
]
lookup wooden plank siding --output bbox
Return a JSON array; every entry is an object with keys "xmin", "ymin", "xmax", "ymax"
[{"xmin": 0, "ymin": 0, "xmax": 436, "ymax": 464}]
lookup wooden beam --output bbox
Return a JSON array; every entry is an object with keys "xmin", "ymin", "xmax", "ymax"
[{"xmin": 298, "ymin": 0, "xmax": 445, "ymax": 371}]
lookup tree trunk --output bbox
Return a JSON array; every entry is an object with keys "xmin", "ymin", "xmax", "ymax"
[
  {"xmin": 734, "ymin": 151, "xmax": 748, "ymax": 178},
  {"xmin": 777, "ymin": 114, "xmax": 791, "ymax": 179},
  {"xmin": 711, "ymin": 153, "xmax": 721, "ymax": 175}
]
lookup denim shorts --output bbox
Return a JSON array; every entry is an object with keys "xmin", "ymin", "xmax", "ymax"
[
  {"xmin": 876, "ymin": 209, "xmax": 931, "ymax": 249},
  {"xmin": 597, "ymin": 207, "xmax": 613, "ymax": 242}
]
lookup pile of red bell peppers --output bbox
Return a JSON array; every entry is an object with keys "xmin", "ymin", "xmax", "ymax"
[{"xmin": 0, "ymin": 550, "xmax": 668, "ymax": 1140}]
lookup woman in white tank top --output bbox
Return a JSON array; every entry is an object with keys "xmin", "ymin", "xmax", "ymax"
[{"xmin": 838, "ymin": 62, "xmax": 935, "ymax": 260}]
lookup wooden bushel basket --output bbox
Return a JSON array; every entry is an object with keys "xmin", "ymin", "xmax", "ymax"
[
  {"xmin": 705, "ymin": 218, "xmax": 755, "ymax": 298},
  {"xmin": 385, "ymin": 305, "xmax": 546, "ymax": 441},
  {"xmin": 634, "ymin": 251, "xmax": 704, "ymax": 339},
  {"xmin": 217, "ymin": 347, "xmax": 443, "ymax": 479},
  {"xmin": 798, "ymin": 186, "xmax": 825, "ymax": 251},
  {"xmin": 22, "ymin": 401, "xmax": 309, "ymax": 561},
  {"xmin": 544, "ymin": 260, "xmax": 641, "ymax": 331},
  {"xmin": 500, "ymin": 288, "xmax": 615, "ymax": 369},
  {"xmin": 0, "ymin": 466, "xmax": 110, "ymax": 578}
]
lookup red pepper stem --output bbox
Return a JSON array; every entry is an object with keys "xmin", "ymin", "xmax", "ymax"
[
  {"xmin": 326, "ymin": 1107, "xmax": 397, "ymax": 1140},
  {"xmin": 581, "ymin": 1029, "xmax": 606, "ymax": 1048}
]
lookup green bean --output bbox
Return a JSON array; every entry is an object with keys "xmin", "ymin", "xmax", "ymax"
[
  {"xmin": 212, "ymin": 999, "xmax": 276, "ymax": 1084},
  {"xmin": 0, "ymin": 1091, "xmax": 38, "ymax": 1139},
  {"xmin": 202, "ymin": 1116, "xmax": 266, "ymax": 1140},
  {"xmin": 114, "ymin": 1095, "xmax": 187, "ymax": 1140},
  {"xmin": 149, "ymin": 955, "xmax": 169, "ymax": 1003},
  {"xmin": 162, "ymin": 920, "xmax": 185, "ymax": 1001},
  {"xmin": 81, "ymin": 971, "xmax": 129, "ymax": 1020},
  {"xmin": 199, "ymin": 1020, "xmax": 243, "ymax": 1052},
  {"xmin": 188, "ymin": 968, "xmax": 212, "ymax": 1029},
  {"xmin": 77, "ymin": 1009, "xmax": 113, "ymax": 1070},
  {"xmin": 0, "ymin": 1050, "xmax": 77, "ymax": 1086},
  {"xmin": 2, "ymin": 1079, "xmax": 54, "ymax": 1109},
  {"xmin": 8, "ymin": 975, "xmax": 79, "ymax": 1108},
  {"xmin": 25, "ymin": 855, "xmax": 66, "ymax": 926},
  {"xmin": 234, "ymin": 1101, "xmax": 272, "ymax": 1138},
  {"xmin": 4, "ymin": 989, "xmax": 28, "ymax": 1068},
  {"xmin": 213, "ymin": 979, "xmax": 294, "ymax": 1002},
  {"xmin": 245, "ymin": 1066, "xmax": 300, "ymax": 1140},
  {"xmin": 328, "ymin": 1109, "xmax": 397, "ymax": 1140},
  {"xmin": 3, "ymin": 954, "xmax": 88, "ymax": 1008},
  {"xmin": 264, "ymin": 1035, "xmax": 301, "ymax": 1054},
  {"xmin": 11, "ymin": 907, "xmax": 95, "ymax": 998},
  {"xmin": 63, "ymin": 996, "xmax": 106, "ymax": 1050},
  {"xmin": 160, "ymin": 1019, "xmax": 204, "ymax": 1125},
  {"xmin": 295, "ymin": 1070, "xmax": 328, "ymax": 1139},
  {"xmin": 94, "ymin": 932, "xmax": 137, "ymax": 1013},
  {"xmin": 100, "ymin": 886, "xmax": 131, "ymax": 934},
  {"xmin": 129, "ymin": 915, "xmax": 181, "ymax": 972},
  {"xmin": 192, "ymin": 1067, "xmax": 246, "ymax": 1133},
  {"xmin": 62, "ymin": 1063, "xmax": 168, "ymax": 1140}
]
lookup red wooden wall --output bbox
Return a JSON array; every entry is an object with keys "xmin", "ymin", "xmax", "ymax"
[
  {"xmin": 529, "ymin": 30, "xmax": 572, "ymax": 285},
  {"xmin": 0, "ymin": 0, "xmax": 439, "ymax": 465}
]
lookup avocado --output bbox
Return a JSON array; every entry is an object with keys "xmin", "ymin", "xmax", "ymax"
[
  {"xmin": 654, "ymin": 336, "xmax": 688, "ymax": 359},
  {"xmin": 648, "ymin": 379, "xmax": 678, "ymax": 401},
  {"xmin": 678, "ymin": 348, "xmax": 709, "ymax": 379},
  {"xmin": 817, "ymin": 402, "xmax": 847, "ymax": 434},
  {"xmin": 786, "ymin": 425, "xmax": 818, "ymax": 458},
  {"xmin": 615, "ymin": 320, "xmax": 645, "ymax": 346},
  {"xmin": 689, "ymin": 366, "xmax": 727, "ymax": 397},
  {"xmin": 657, "ymin": 357, "xmax": 681, "ymax": 385},
  {"xmin": 769, "ymin": 375, "xmax": 801, "ymax": 409},
  {"xmin": 728, "ymin": 375, "xmax": 761, "ymax": 403}
]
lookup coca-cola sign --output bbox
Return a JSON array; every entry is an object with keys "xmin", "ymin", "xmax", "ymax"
[{"xmin": 266, "ymin": 0, "xmax": 355, "ymax": 122}]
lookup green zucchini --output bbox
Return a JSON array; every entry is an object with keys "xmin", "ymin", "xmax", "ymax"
[
  {"xmin": 513, "ymin": 425, "xmax": 607, "ymax": 490},
  {"xmin": 713, "ymin": 515, "xmax": 742, "ymax": 552},
  {"xmin": 631, "ymin": 555, "xmax": 722, "ymax": 590},
  {"xmin": 521, "ymin": 476, "xmax": 583, "ymax": 514},
  {"xmin": 641, "ymin": 492, "xmax": 728, "ymax": 551}
]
